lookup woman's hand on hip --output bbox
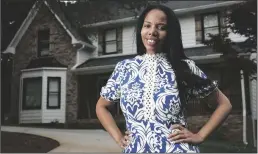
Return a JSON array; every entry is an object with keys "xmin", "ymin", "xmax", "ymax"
[
  {"xmin": 118, "ymin": 130, "xmax": 131, "ymax": 149},
  {"xmin": 167, "ymin": 124, "xmax": 204, "ymax": 145}
]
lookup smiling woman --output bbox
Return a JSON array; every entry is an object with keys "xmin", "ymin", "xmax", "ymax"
[
  {"xmin": 141, "ymin": 9, "xmax": 167, "ymax": 54},
  {"xmin": 96, "ymin": 4, "xmax": 232, "ymax": 153}
]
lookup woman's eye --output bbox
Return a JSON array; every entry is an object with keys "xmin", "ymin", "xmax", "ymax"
[
  {"xmin": 143, "ymin": 24, "xmax": 150, "ymax": 28},
  {"xmin": 158, "ymin": 25, "xmax": 167, "ymax": 30}
]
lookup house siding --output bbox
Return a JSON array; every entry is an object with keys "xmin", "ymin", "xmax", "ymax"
[
  {"xmin": 42, "ymin": 69, "xmax": 66, "ymax": 123},
  {"xmin": 20, "ymin": 110, "xmax": 42, "ymax": 123},
  {"xmin": 122, "ymin": 24, "xmax": 137, "ymax": 54},
  {"xmin": 18, "ymin": 68, "xmax": 67, "ymax": 124},
  {"xmin": 9, "ymin": 4, "xmax": 77, "ymax": 124},
  {"xmin": 88, "ymin": 14, "xmax": 247, "ymax": 57},
  {"xmin": 89, "ymin": 33, "xmax": 99, "ymax": 57},
  {"xmin": 179, "ymin": 14, "xmax": 247, "ymax": 47},
  {"xmin": 180, "ymin": 15, "xmax": 196, "ymax": 48}
]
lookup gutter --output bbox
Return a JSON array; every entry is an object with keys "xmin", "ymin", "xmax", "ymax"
[
  {"xmin": 174, "ymin": 1, "xmax": 243, "ymax": 15},
  {"xmin": 83, "ymin": 16, "xmax": 138, "ymax": 28},
  {"xmin": 83, "ymin": 1, "xmax": 243, "ymax": 28},
  {"xmin": 71, "ymin": 64, "xmax": 116, "ymax": 74},
  {"xmin": 72, "ymin": 54, "xmax": 222, "ymax": 74}
]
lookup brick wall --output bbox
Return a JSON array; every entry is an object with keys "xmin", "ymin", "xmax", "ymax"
[
  {"xmin": 10, "ymin": 4, "xmax": 78, "ymax": 123},
  {"xmin": 187, "ymin": 114, "xmax": 244, "ymax": 142}
]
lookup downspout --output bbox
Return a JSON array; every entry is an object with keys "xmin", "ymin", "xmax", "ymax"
[
  {"xmin": 240, "ymin": 69, "xmax": 248, "ymax": 145},
  {"xmin": 71, "ymin": 44, "xmax": 86, "ymax": 71}
]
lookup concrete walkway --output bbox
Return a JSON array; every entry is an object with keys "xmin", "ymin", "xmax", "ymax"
[{"xmin": 1, "ymin": 126, "xmax": 121, "ymax": 152}]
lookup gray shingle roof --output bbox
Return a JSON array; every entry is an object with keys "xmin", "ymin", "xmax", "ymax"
[
  {"xmin": 60, "ymin": 1, "xmax": 227, "ymax": 25},
  {"xmin": 77, "ymin": 46, "xmax": 219, "ymax": 68}
]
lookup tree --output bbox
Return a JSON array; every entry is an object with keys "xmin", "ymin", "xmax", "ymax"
[{"xmin": 204, "ymin": 0, "xmax": 257, "ymax": 77}]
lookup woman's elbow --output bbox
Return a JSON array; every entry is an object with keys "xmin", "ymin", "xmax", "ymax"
[
  {"xmin": 96, "ymin": 97, "xmax": 110, "ymax": 114},
  {"xmin": 226, "ymin": 99, "xmax": 232, "ymax": 112},
  {"xmin": 222, "ymin": 95, "xmax": 232, "ymax": 113}
]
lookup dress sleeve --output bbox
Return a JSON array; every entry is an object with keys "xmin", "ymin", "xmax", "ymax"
[
  {"xmin": 183, "ymin": 59, "xmax": 218, "ymax": 99},
  {"xmin": 100, "ymin": 61, "xmax": 124, "ymax": 102}
]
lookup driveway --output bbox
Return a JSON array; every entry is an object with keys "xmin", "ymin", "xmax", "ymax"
[{"xmin": 1, "ymin": 126, "xmax": 121, "ymax": 152}]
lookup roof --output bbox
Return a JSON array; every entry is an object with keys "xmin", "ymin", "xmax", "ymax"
[
  {"xmin": 75, "ymin": 46, "xmax": 222, "ymax": 74},
  {"xmin": 77, "ymin": 1, "xmax": 242, "ymax": 25},
  {"xmin": 3, "ymin": 0, "xmax": 95, "ymax": 54},
  {"xmin": 3, "ymin": 1, "xmax": 242, "ymax": 53},
  {"xmin": 2, "ymin": 0, "xmax": 34, "ymax": 51},
  {"xmin": 81, "ymin": 1, "xmax": 243, "ymax": 28},
  {"xmin": 78, "ymin": 54, "xmax": 136, "ymax": 68},
  {"xmin": 25, "ymin": 56, "xmax": 67, "ymax": 69},
  {"xmin": 165, "ymin": 1, "xmax": 224, "ymax": 10},
  {"xmin": 45, "ymin": 0, "xmax": 93, "ymax": 45}
]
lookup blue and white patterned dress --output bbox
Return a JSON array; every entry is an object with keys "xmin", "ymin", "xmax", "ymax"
[{"xmin": 100, "ymin": 53, "xmax": 217, "ymax": 153}]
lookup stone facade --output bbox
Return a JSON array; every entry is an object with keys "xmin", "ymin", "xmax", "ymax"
[
  {"xmin": 187, "ymin": 113, "xmax": 254, "ymax": 143},
  {"xmin": 10, "ymin": 4, "xmax": 78, "ymax": 123}
]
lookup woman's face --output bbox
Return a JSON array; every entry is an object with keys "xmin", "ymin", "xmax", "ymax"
[{"xmin": 141, "ymin": 9, "xmax": 167, "ymax": 54}]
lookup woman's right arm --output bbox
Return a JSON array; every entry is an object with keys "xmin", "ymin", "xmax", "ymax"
[{"xmin": 96, "ymin": 96, "xmax": 126, "ymax": 148}]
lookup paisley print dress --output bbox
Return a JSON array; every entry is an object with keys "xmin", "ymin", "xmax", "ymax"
[{"xmin": 100, "ymin": 53, "xmax": 217, "ymax": 153}]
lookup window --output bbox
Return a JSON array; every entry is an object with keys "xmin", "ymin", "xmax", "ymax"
[
  {"xmin": 22, "ymin": 77, "xmax": 42, "ymax": 110},
  {"xmin": 98, "ymin": 28, "xmax": 122, "ymax": 55},
  {"xmin": 195, "ymin": 12, "xmax": 226, "ymax": 44},
  {"xmin": 38, "ymin": 28, "xmax": 50, "ymax": 56},
  {"xmin": 105, "ymin": 29, "xmax": 117, "ymax": 54},
  {"xmin": 47, "ymin": 77, "xmax": 61, "ymax": 109}
]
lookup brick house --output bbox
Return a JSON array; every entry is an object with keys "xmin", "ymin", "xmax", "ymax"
[{"xmin": 3, "ymin": 0, "xmax": 256, "ymax": 145}]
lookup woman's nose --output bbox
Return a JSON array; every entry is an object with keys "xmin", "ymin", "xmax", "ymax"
[{"xmin": 148, "ymin": 27, "xmax": 158, "ymax": 36}]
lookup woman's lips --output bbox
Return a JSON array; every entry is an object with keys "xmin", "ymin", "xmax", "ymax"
[{"xmin": 146, "ymin": 39, "xmax": 158, "ymax": 46}]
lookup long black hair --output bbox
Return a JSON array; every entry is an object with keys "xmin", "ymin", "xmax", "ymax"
[{"xmin": 136, "ymin": 4, "xmax": 213, "ymax": 109}]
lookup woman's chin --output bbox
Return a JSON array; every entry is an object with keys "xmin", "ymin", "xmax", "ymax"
[{"xmin": 145, "ymin": 48, "xmax": 157, "ymax": 54}]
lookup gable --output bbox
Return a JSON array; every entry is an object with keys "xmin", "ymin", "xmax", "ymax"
[{"xmin": 4, "ymin": 1, "xmax": 95, "ymax": 54}]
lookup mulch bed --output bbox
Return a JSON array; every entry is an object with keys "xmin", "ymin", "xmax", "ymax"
[{"xmin": 1, "ymin": 131, "xmax": 60, "ymax": 153}]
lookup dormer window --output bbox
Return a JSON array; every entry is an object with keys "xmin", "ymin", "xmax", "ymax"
[{"xmin": 38, "ymin": 28, "xmax": 50, "ymax": 56}]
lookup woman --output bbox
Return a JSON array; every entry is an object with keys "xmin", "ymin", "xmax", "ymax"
[{"xmin": 96, "ymin": 4, "xmax": 232, "ymax": 153}]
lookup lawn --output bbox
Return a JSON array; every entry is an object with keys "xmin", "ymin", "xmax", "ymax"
[{"xmin": 1, "ymin": 131, "xmax": 60, "ymax": 153}]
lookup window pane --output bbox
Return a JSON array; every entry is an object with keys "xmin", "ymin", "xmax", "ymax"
[
  {"xmin": 24, "ymin": 78, "xmax": 42, "ymax": 109},
  {"xmin": 38, "ymin": 29, "xmax": 50, "ymax": 40},
  {"xmin": 195, "ymin": 20, "xmax": 202, "ymax": 31},
  {"xmin": 196, "ymin": 31, "xmax": 202, "ymax": 44},
  {"xmin": 48, "ymin": 93, "xmax": 58, "ymax": 107},
  {"xmin": 203, "ymin": 14, "xmax": 218, "ymax": 28},
  {"xmin": 106, "ymin": 42, "xmax": 117, "ymax": 53},
  {"xmin": 47, "ymin": 77, "xmax": 60, "ymax": 108},
  {"xmin": 38, "ymin": 29, "xmax": 50, "ymax": 56},
  {"xmin": 49, "ymin": 79, "xmax": 59, "ymax": 92},
  {"xmin": 105, "ymin": 29, "xmax": 116, "ymax": 41},
  {"xmin": 204, "ymin": 27, "xmax": 219, "ymax": 40}
]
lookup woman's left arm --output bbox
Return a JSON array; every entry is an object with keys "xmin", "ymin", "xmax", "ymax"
[
  {"xmin": 196, "ymin": 89, "xmax": 232, "ymax": 141},
  {"xmin": 169, "ymin": 89, "xmax": 232, "ymax": 144}
]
